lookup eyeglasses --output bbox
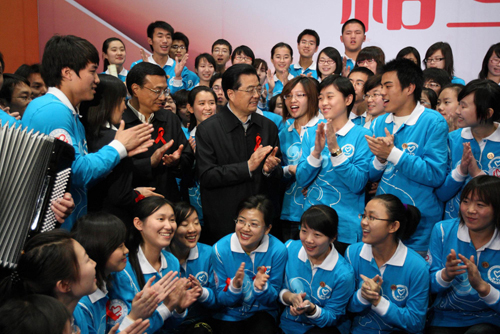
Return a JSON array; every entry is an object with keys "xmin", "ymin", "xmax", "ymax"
[
  {"xmin": 349, "ymin": 80, "xmax": 365, "ymax": 87},
  {"xmin": 424, "ymin": 82, "xmax": 441, "ymax": 89},
  {"xmin": 318, "ymin": 59, "xmax": 336, "ymax": 65},
  {"xmin": 212, "ymin": 85, "xmax": 223, "ymax": 92},
  {"xmin": 283, "ymin": 93, "xmax": 307, "ymax": 100},
  {"xmin": 424, "ymin": 57, "xmax": 444, "ymax": 64},
  {"xmin": 166, "ymin": 97, "xmax": 176, "ymax": 104},
  {"xmin": 171, "ymin": 45, "xmax": 186, "ymax": 50},
  {"xmin": 358, "ymin": 214, "xmax": 392, "ymax": 222},
  {"xmin": 363, "ymin": 93, "xmax": 382, "ymax": 100},
  {"xmin": 235, "ymin": 55, "xmax": 251, "ymax": 62},
  {"xmin": 213, "ymin": 48, "xmax": 229, "ymax": 54},
  {"xmin": 235, "ymin": 218, "xmax": 263, "ymax": 229},
  {"xmin": 235, "ymin": 86, "xmax": 262, "ymax": 94},
  {"xmin": 144, "ymin": 86, "xmax": 170, "ymax": 99},
  {"xmin": 490, "ymin": 57, "xmax": 500, "ymax": 66},
  {"xmin": 357, "ymin": 59, "xmax": 375, "ymax": 66}
]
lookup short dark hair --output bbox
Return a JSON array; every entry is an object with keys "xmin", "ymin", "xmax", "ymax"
[
  {"xmin": 281, "ymin": 76, "xmax": 319, "ymax": 122},
  {"xmin": 319, "ymin": 74, "xmax": 355, "ymax": 114},
  {"xmin": 174, "ymin": 202, "xmax": 198, "ymax": 227},
  {"xmin": 0, "ymin": 295, "xmax": 71, "ymax": 334},
  {"xmin": 479, "ymin": 43, "xmax": 500, "ymax": 80},
  {"xmin": 396, "ymin": 46, "xmax": 421, "ymax": 67},
  {"xmin": 342, "ymin": 18, "xmax": 366, "ymax": 34},
  {"xmin": 300, "ymin": 205, "xmax": 338, "ymax": 239},
  {"xmin": 253, "ymin": 58, "xmax": 268, "ymax": 72},
  {"xmin": 271, "ymin": 42, "xmax": 293, "ymax": 59},
  {"xmin": 364, "ymin": 74, "xmax": 382, "ymax": 94},
  {"xmin": 172, "ymin": 89, "xmax": 189, "ymax": 108},
  {"xmin": 126, "ymin": 62, "xmax": 167, "ymax": 96},
  {"xmin": 195, "ymin": 53, "xmax": 216, "ymax": 70},
  {"xmin": 14, "ymin": 63, "xmax": 42, "ymax": 80},
  {"xmin": 268, "ymin": 94, "xmax": 281, "ymax": 113},
  {"xmin": 172, "ymin": 32, "xmax": 189, "ymax": 52},
  {"xmin": 316, "ymin": 47, "xmax": 342, "ymax": 79},
  {"xmin": 212, "ymin": 39, "xmax": 232, "ymax": 55},
  {"xmin": 348, "ymin": 66, "xmax": 374, "ymax": 79},
  {"xmin": 423, "ymin": 68, "xmax": 451, "ymax": 91},
  {"xmin": 0, "ymin": 74, "xmax": 30, "ymax": 104},
  {"xmin": 458, "ymin": 79, "xmax": 500, "ymax": 124},
  {"xmin": 0, "ymin": 52, "xmax": 4, "ymax": 72},
  {"xmin": 146, "ymin": 21, "xmax": 174, "ymax": 52},
  {"xmin": 102, "ymin": 37, "xmax": 125, "ymax": 72},
  {"xmin": 355, "ymin": 46, "xmax": 385, "ymax": 74},
  {"xmin": 460, "ymin": 175, "xmax": 500, "ymax": 230},
  {"xmin": 41, "ymin": 35, "xmax": 99, "ymax": 88},
  {"xmin": 222, "ymin": 64, "xmax": 259, "ymax": 100},
  {"xmin": 209, "ymin": 72, "xmax": 223, "ymax": 88},
  {"xmin": 72, "ymin": 212, "xmax": 127, "ymax": 290},
  {"xmin": 424, "ymin": 42, "xmax": 455, "ymax": 77},
  {"xmin": 80, "ymin": 74, "xmax": 127, "ymax": 140},
  {"xmin": 297, "ymin": 29, "xmax": 320, "ymax": 47},
  {"xmin": 421, "ymin": 88, "xmax": 438, "ymax": 110},
  {"xmin": 237, "ymin": 195, "xmax": 274, "ymax": 227},
  {"xmin": 382, "ymin": 58, "xmax": 423, "ymax": 103},
  {"xmin": 372, "ymin": 194, "xmax": 421, "ymax": 241},
  {"xmin": 231, "ymin": 45, "xmax": 255, "ymax": 64}
]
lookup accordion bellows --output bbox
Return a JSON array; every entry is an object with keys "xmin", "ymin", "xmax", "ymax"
[{"xmin": 0, "ymin": 122, "xmax": 74, "ymax": 269}]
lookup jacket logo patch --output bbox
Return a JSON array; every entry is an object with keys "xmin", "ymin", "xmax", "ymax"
[
  {"xmin": 392, "ymin": 285, "xmax": 408, "ymax": 301},
  {"xmin": 488, "ymin": 265, "xmax": 500, "ymax": 285}
]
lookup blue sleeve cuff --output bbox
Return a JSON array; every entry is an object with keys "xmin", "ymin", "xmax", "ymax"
[
  {"xmin": 436, "ymin": 269, "xmax": 452, "ymax": 288},
  {"xmin": 305, "ymin": 305, "xmax": 322, "ymax": 319},
  {"xmin": 372, "ymin": 158, "xmax": 387, "ymax": 171},
  {"xmin": 452, "ymin": 168, "xmax": 467, "ymax": 182},
  {"xmin": 330, "ymin": 153, "xmax": 347, "ymax": 167},
  {"xmin": 356, "ymin": 289, "xmax": 371, "ymax": 305},
  {"xmin": 229, "ymin": 279, "xmax": 242, "ymax": 294},
  {"xmin": 199, "ymin": 287, "xmax": 210, "ymax": 302}
]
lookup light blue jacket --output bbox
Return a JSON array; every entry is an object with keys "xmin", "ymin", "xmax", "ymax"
[
  {"xmin": 211, "ymin": 233, "xmax": 287, "ymax": 322},
  {"xmin": 436, "ymin": 127, "xmax": 500, "ymax": 220},
  {"xmin": 279, "ymin": 240, "xmax": 354, "ymax": 334},
  {"xmin": 297, "ymin": 120, "xmax": 372, "ymax": 244},
  {"xmin": 22, "ymin": 89, "xmax": 124, "ymax": 230},
  {"xmin": 428, "ymin": 219, "xmax": 500, "ymax": 328},
  {"xmin": 347, "ymin": 241, "xmax": 429, "ymax": 334},
  {"xmin": 368, "ymin": 104, "xmax": 449, "ymax": 252}
]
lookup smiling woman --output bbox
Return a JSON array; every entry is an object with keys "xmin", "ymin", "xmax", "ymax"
[
  {"xmin": 211, "ymin": 195, "xmax": 287, "ymax": 334},
  {"xmin": 428, "ymin": 176, "xmax": 500, "ymax": 333}
]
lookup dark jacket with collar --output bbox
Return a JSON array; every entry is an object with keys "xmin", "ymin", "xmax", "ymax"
[
  {"xmin": 123, "ymin": 105, "xmax": 194, "ymax": 202},
  {"xmin": 195, "ymin": 105, "xmax": 283, "ymax": 244}
]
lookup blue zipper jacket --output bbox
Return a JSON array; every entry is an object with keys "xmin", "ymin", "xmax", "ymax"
[
  {"xmin": 279, "ymin": 116, "xmax": 323, "ymax": 222},
  {"xmin": 346, "ymin": 241, "xmax": 429, "ymax": 334},
  {"xmin": 22, "ymin": 89, "xmax": 125, "ymax": 230},
  {"xmin": 279, "ymin": 240, "xmax": 354, "ymax": 334},
  {"xmin": 368, "ymin": 104, "xmax": 449, "ymax": 252},
  {"xmin": 427, "ymin": 219, "xmax": 500, "ymax": 328},
  {"xmin": 297, "ymin": 120, "xmax": 372, "ymax": 244},
  {"xmin": 436, "ymin": 127, "xmax": 500, "ymax": 220},
  {"xmin": 211, "ymin": 233, "xmax": 287, "ymax": 322},
  {"xmin": 108, "ymin": 247, "xmax": 183, "ymax": 333},
  {"xmin": 75, "ymin": 288, "xmax": 109, "ymax": 334}
]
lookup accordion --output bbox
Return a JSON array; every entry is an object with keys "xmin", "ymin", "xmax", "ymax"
[{"xmin": 0, "ymin": 122, "xmax": 75, "ymax": 269}]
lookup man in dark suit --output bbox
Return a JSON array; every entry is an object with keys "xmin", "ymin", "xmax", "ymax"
[{"xmin": 196, "ymin": 64, "xmax": 282, "ymax": 244}]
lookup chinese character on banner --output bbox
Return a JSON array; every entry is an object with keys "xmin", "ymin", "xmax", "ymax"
[
  {"xmin": 341, "ymin": 0, "xmax": 436, "ymax": 31},
  {"xmin": 447, "ymin": 0, "xmax": 500, "ymax": 28}
]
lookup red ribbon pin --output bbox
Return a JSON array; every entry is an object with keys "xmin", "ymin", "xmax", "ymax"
[
  {"xmin": 223, "ymin": 278, "xmax": 231, "ymax": 292},
  {"xmin": 254, "ymin": 134, "xmax": 262, "ymax": 151},
  {"xmin": 106, "ymin": 300, "xmax": 121, "ymax": 321},
  {"xmin": 155, "ymin": 127, "xmax": 166, "ymax": 144}
]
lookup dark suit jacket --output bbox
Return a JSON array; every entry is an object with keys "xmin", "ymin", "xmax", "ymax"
[
  {"xmin": 123, "ymin": 106, "xmax": 194, "ymax": 203},
  {"xmin": 196, "ymin": 105, "xmax": 283, "ymax": 244}
]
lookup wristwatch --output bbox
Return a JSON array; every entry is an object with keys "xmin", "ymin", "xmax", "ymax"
[{"xmin": 330, "ymin": 148, "xmax": 343, "ymax": 157}]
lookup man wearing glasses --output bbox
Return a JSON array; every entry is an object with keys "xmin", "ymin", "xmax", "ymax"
[
  {"xmin": 196, "ymin": 64, "xmax": 283, "ymax": 244},
  {"xmin": 124, "ymin": 62, "xmax": 194, "ymax": 203}
]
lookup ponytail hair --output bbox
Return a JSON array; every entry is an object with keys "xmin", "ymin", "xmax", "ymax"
[
  {"xmin": 0, "ymin": 294, "xmax": 71, "ymax": 334},
  {"xmin": 0, "ymin": 230, "xmax": 78, "ymax": 306},
  {"xmin": 373, "ymin": 194, "xmax": 421, "ymax": 240},
  {"xmin": 72, "ymin": 212, "xmax": 127, "ymax": 290},
  {"xmin": 128, "ymin": 197, "xmax": 174, "ymax": 288}
]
